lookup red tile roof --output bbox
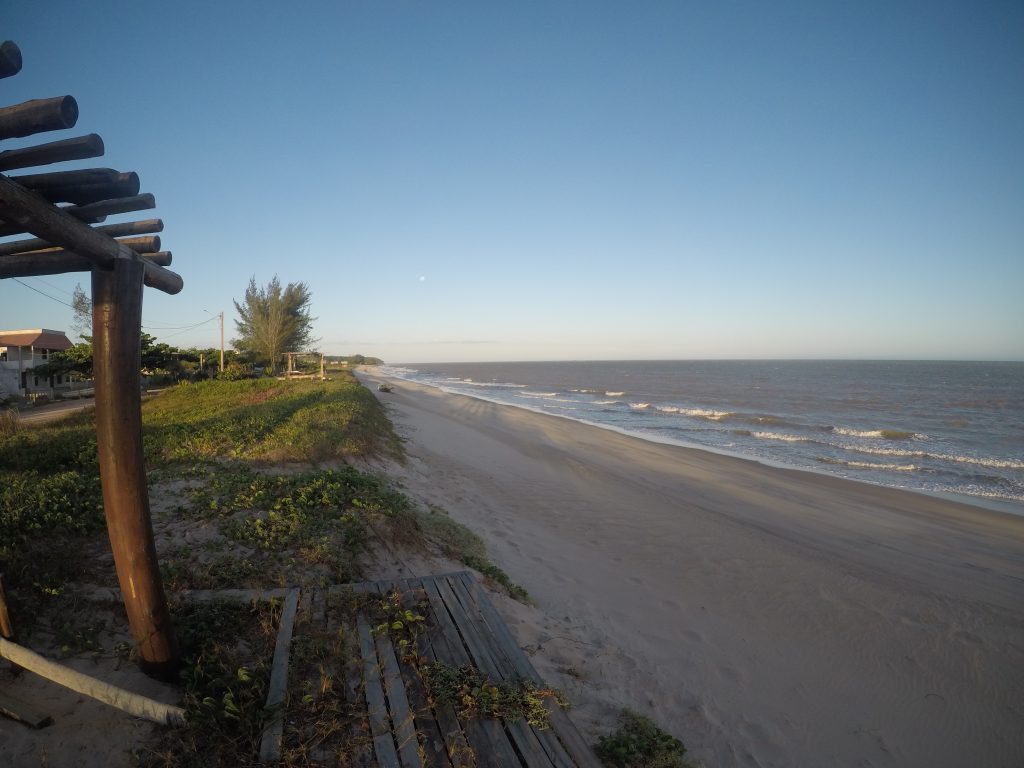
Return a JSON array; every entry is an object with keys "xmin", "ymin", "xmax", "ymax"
[{"xmin": 0, "ymin": 328, "xmax": 73, "ymax": 350}]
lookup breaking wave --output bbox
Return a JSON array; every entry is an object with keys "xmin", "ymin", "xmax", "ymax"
[
  {"xmin": 818, "ymin": 457, "xmax": 918, "ymax": 472},
  {"xmin": 832, "ymin": 426, "xmax": 921, "ymax": 440},
  {"xmin": 847, "ymin": 446, "xmax": 1024, "ymax": 470}
]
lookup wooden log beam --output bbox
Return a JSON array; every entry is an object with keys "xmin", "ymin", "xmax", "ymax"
[
  {"xmin": 0, "ymin": 233, "xmax": 162, "ymax": 259},
  {"xmin": 0, "ymin": 41, "xmax": 22, "ymax": 79},
  {"xmin": 0, "ymin": 134, "xmax": 105, "ymax": 172},
  {"xmin": 0, "ymin": 96, "xmax": 78, "ymax": 140},
  {"xmin": 11, "ymin": 168, "xmax": 140, "ymax": 206},
  {"xmin": 0, "ymin": 250, "xmax": 172, "ymax": 279},
  {"xmin": 0, "ymin": 638, "xmax": 184, "ymax": 724},
  {"xmin": 0, "ymin": 193, "xmax": 159, "ymax": 237},
  {"xmin": 0, "ymin": 175, "xmax": 182, "ymax": 294},
  {"xmin": 0, "ymin": 218, "xmax": 163, "ymax": 257},
  {"xmin": 92, "ymin": 258, "xmax": 179, "ymax": 678},
  {"xmin": 69, "ymin": 193, "xmax": 155, "ymax": 219}
]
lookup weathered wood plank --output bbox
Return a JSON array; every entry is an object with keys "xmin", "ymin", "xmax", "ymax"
[
  {"xmin": 334, "ymin": 592, "xmax": 373, "ymax": 768},
  {"xmin": 405, "ymin": 578, "xmax": 479, "ymax": 768},
  {"xmin": 358, "ymin": 615, "xmax": 401, "ymax": 768},
  {"xmin": 371, "ymin": 590, "xmax": 424, "ymax": 767},
  {"xmin": 456, "ymin": 573, "xmax": 599, "ymax": 768},
  {"xmin": 420, "ymin": 577, "xmax": 523, "ymax": 768},
  {"xmin": 444, "ymin": 576, "xmax": 558, "ymax": 767},
  {"xmin": 258, "ymin": 588, "xmax": 300, "ymax": 764},
  {"xmin": 0, "ymin": 689, "xmax": 52, "ymax": 729},
  {"xmin": 376, "ymin": 583, "xmax": 452, "ymax": 768}
]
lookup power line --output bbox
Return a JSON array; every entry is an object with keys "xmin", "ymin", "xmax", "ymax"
[
  {"xmin": 10, "ymin": 277, "xmax": 75, "ymax": 309},
  {"xmin": 141, "ymin": 315, "xmax": 217, "ymax": 331}
]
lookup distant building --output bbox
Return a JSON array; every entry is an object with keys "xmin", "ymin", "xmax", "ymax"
[{"xmin": 0, "ymin": 328, "xmax": 73, "ymax": 399}]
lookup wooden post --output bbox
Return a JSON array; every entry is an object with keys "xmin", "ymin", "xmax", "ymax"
[
  {"xmin": 92, "ymin": 258, "xmax": 178, "ymax": 677},
  {"xmin": 0, "ymin": 574, "xmax": 15, "ymax": 640}
]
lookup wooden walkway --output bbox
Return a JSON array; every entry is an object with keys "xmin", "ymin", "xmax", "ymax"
[{"xmin": 290, "ymin": 571, "xmax": 600, "ymax": 768}]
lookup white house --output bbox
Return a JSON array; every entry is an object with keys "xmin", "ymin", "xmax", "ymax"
[{"xmin": 0, "ymin": 328, "xmax": 73, "ymax": 399}]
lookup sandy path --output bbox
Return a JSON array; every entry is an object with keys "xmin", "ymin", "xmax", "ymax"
[{"xmin": 358, "ymin": 370, "xmax": 1024, "ymax": 768}]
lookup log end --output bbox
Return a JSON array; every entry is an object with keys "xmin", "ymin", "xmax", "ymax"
[
  {"xmin": 0, "ymin": 40, "xmax": 22, "ymax": 79},
  {"xmin": 57, "ymin": 95, "xmax": 79, "ymax": 130}
]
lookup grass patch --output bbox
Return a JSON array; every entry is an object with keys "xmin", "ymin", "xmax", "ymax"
[
  {"xmin": 139, "ymin": 599, "xmax": 280, "ymax": 767},
  {"xmin": 142, "ymin": 372, "xmax": 401, "ymax": 463},
  {"xmin": 596, "ymin": 709, "xmax": 693, "ymax": 768},
  {"xmin": 421, "ymin": 660, "xmax": 568, "ymax": 728}
]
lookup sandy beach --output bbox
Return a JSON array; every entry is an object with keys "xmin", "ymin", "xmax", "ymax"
[{"xmin": 357, "ymin": 369, "xmax": 1024, "ymax": 768}]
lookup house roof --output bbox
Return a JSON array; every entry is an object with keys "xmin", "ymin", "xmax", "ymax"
[{"xmin": 0, "ymin": 328, "xmax": 73, "ymax": 350}]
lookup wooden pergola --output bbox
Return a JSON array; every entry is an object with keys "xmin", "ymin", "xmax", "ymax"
[{"xmin": 0, "ymin": 39, "xmax": 181, "ymax": 676}]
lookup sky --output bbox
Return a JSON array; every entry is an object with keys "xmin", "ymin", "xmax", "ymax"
[{"xmin": 1, "ymin": 1, "xmax": 1022, "ymax": 363}]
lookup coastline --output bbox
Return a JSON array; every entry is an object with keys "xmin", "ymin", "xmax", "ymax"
[
  {"xmin": 357, "ymin": 368, "xmax": 1024, "ymax": 768},
  {"xmin": 410, "ymin": 376, "xmax": 1024, "ymax": 518}
]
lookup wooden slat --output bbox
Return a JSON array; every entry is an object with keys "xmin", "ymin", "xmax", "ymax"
[
  {"xmin": 375, "ymin": 583, "xmax": 453, "ymax": 768},
  {"xmin": 443, "ymin": 576, "xmax": 558, "ymax": 768},
  {"xmin": 420, "ymin": 577, "xmax": 522, "ymax": 768},
  {"xmin": 404, "ymin": 578, "xmax": 477, "ymax": 768},
  {"xmin": 371, "ymin": 587, "xmax": 425, "ymax": 768},
  {"xmin": 0, "ymin": 689, "xmax": 52, "ymax": 729},
  {"xmin": 358, "ymin": 615, "xmax": 401, "ymax": 768},
  {"xmin": 455, "ymin": 573, "xmax": 599, "ymax": 768},
  {"xmin": 331, "ymin": 590, "xmax": 374, "ymax": 768},
  {"xmin": 258, "ymin": 588, "xmax": 300, "ymax": 763}
]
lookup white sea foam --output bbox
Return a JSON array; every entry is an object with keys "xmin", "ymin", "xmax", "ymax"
[
  {"xmin": 593, "ymin": 399, "xmax": 620, "ymax": 405},
  {"xmin": 847, "ymin": 445, "xmax": 1024, "ymax": 469},
  {"xmin": 683, "ymin": 408, "xmax": 733, "ymax": 420},
  {"xmin": 605, "ymin": 391, "xmax": 625, "ymax": 397},
  {"xmin": 819, "ymin": 457, "xmax": 918, "ymax": 472},
  {"xmin": 520, "ymin": 391, "xmax": 559, "ymax": 398},
  {"xmin": 833, "ymin": 426, "xmax": 923, "ymax": 440},
  {"xmin": 751, "ymin": 431, "xmax": 809, "ymax": 443},
  {"xmin": 630, "ymin": 402, "xmax": 650, "ymax": 409}
]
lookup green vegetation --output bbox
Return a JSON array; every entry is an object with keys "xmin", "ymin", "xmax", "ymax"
[
  {"xmin": 596, "ymin": 710, "xmax": 693, "ymax": 768},
  {"xmin": 1, "ymin": 369, "xmax": 550, "ymax": 766},
  {"xmin": 140, "ymin": 599, "xmax": 279, "ymax": 768},
  {"xmin": 421, "ymin": 660, "xmax": 568, "ymax": 728},
  {"xmin": 143, "ymin": 375, "xmax": 399, "ymax": 462}
]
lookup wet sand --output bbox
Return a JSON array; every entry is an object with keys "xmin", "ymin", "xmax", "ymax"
[{"xmin": 358, "ymin": 369, "xmax": 1024, "ymax": 768}]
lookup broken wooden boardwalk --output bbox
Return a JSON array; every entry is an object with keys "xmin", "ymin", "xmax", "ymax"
[{"xmin": 284, "ymin": 571, "xmax": 600, "ymax": 768}]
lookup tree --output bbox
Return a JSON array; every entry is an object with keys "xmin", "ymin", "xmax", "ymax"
[
  {"xmin": 232, "ymin": 276, "xmax": 316, "ymax": 373},
  {"xmin": 70, "ymin": 282, "xmax": 92, "ymax": 340}
]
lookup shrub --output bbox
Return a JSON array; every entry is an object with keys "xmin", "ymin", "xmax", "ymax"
[{"xmin": 596, "ymin": 710, "xmax": 690, "ymax": 768}]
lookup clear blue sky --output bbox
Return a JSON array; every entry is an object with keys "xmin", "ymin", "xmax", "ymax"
[{"xmin": 2, "ymin": 1, "xmax": 1022, "ymax": 362}]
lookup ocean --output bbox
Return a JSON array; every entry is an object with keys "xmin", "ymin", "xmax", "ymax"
[{"xmin": 378, "ymin": 360, "xmax": 1024, "ymax": 512}]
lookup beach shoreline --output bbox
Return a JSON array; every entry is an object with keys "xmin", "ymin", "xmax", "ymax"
[{"xmin": 357, "ymin": 367, "xmax": 1024, "ymax": 768}]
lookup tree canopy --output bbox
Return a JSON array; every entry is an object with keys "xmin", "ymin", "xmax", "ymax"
[{"xmin": 232, "ymin": 276, "xmax": 316, "ymax": 373}]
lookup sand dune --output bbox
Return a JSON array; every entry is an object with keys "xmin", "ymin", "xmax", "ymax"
[{"xmin": 358, "ymin": 370, "xmax": 1024, "ymax": 768}]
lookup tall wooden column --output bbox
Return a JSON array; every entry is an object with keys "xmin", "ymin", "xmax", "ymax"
[{"xmin": 92, "ymin": 257, "xmax": 178, "ymax": 677}]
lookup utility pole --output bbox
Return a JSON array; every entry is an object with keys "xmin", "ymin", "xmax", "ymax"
[{"xmin": 204, "ymin": 309, "xmax": 225, "ymax": 373}]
